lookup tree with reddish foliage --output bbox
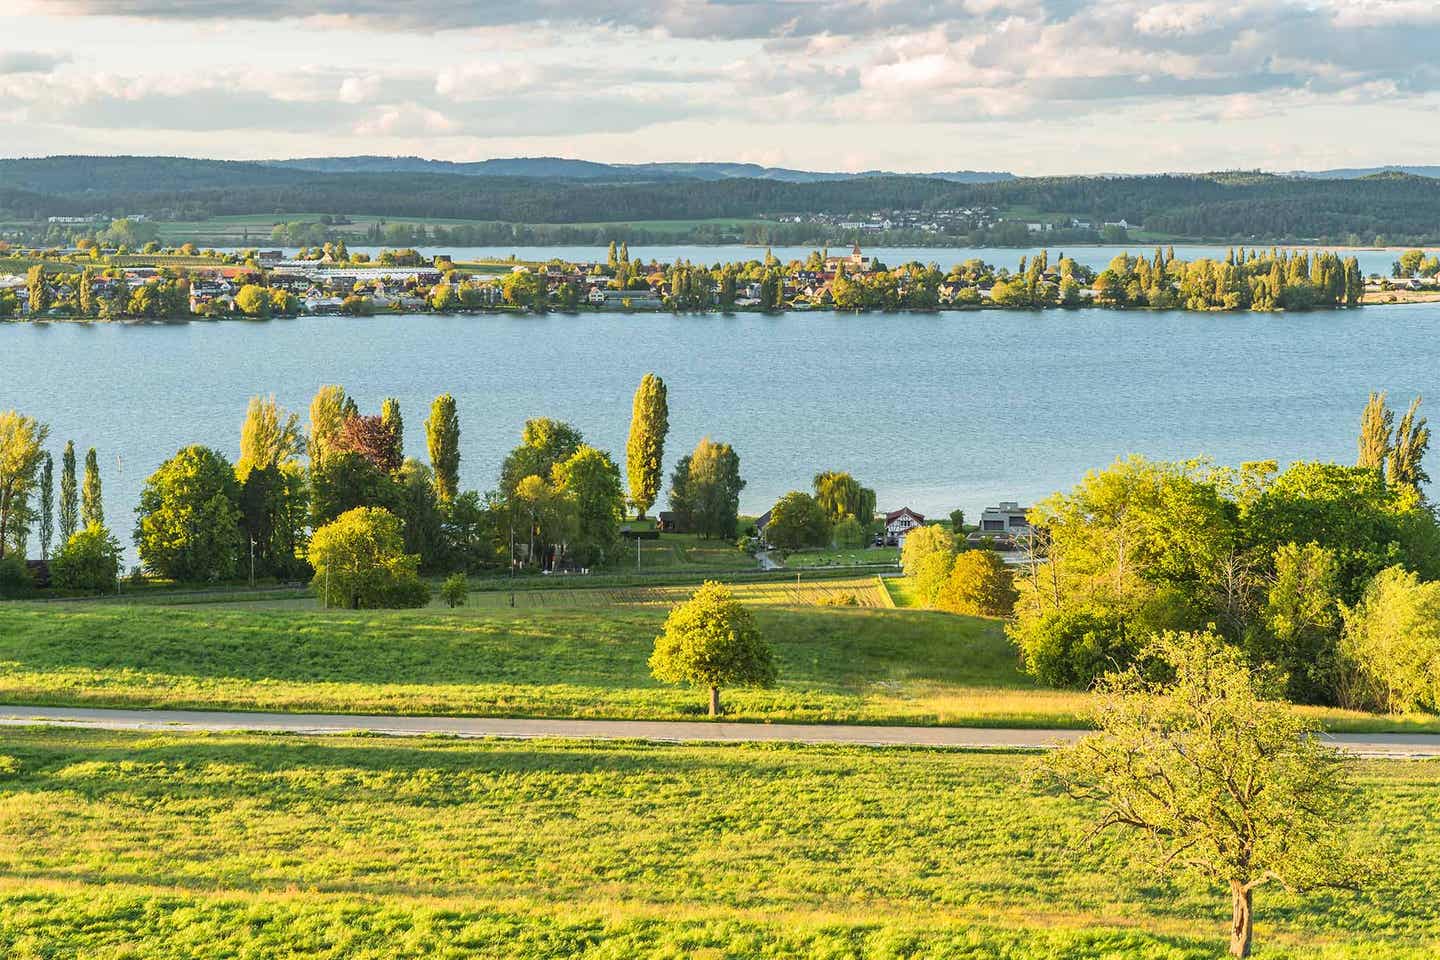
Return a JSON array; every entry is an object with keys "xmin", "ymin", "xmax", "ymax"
[{"xmin": 337, "ymin": 415, "xmax": 402, "ymax": 473}]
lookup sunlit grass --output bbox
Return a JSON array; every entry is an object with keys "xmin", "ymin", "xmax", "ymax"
[{"xmin": 0, "ymin": 728, "xmax": 1433, "ymax": 957}]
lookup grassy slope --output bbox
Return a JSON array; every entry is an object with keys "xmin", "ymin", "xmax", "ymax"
[
  {"xmin": 0, "ymin": 727, "xmax": 1434, "ymax": 958},
  {"xmin": 0, "ymin": 602, "xmax": 1087, "ymax": 725}
]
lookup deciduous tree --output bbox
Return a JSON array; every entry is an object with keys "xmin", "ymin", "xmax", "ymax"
[
  {"xmin": 0, "ymin": 411, "xmax": 48, "ymax": 560},
  {"xmin": 650, "ymin": 580, "xmax": 777, "ymax": 716},
  {"xmin": 135, "ymin": 445, "xmax": 243, "ymax": 582},
  {"xmin": 625, "ymin": 373, "xmax": 668, "ymax": 518},
  {"xmin": 307, "ymin": 507, "xmax": 429, "ymax": 609},
  {"xmin": 1037, "ymin": 631, "xmax": 1366, "ymax": 958},
  {"xmin": 425, "ymin": 394, "xmax": 460, "ymax": 502}
]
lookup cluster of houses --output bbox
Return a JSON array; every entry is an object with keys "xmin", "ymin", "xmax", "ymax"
[{"xmin": 744, "ymin": 500, "xmax": 1036, "ymax": 555}]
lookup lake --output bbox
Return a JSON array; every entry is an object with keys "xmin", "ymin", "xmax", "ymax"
[{"xmin": 2, "ymin": 305, "xmax": 1435, "ymax": 563}]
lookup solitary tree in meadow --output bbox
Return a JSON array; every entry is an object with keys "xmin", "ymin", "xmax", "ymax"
[
  {"xmin": 650, "ymin": 581, "xmax": 776, "ymax": 716},
  {"xmin": 625, "ymin": 373, "xmax": 669, "ymax": 518},
  {"xmin": 425, "ymin": 394, "xmax": 460, "ymax": 502},
  {"xmin": 1036, "ymin": 631, "xmax": 1366, "ymax": 958}
]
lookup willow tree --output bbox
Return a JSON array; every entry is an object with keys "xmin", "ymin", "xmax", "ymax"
[
  {"xmin": 425, "ymin": 394, "xmax": 460, "ymax": 503},
  {"xmin": 1037, "ymin": 632, "xmax": 1365, "ymax": 958},
  {"xmin": 625, "ymin": 373, "xmax": 668, "ymax": 518},
  {"xmin": 81, "ymin": 447, "xmax": 103, "ymax": 528}
]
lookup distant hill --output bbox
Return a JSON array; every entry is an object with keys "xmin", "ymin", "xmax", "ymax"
[
  {"xmin": 1291, "ymin": 166, "xmax": 1440, "ymax": 180},
  {"xmin": 263, "ymin": 155, "xmax": 1017, "ymax": 184}
]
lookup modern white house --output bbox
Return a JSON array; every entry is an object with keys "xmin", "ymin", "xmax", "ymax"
[{"xmin": 968, "ymin": 501, "xmax": 1033, "ymax": 548}]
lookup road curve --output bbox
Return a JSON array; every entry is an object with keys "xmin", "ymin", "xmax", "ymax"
[{"xmin": 1, "ymin": 705, "xmax": 1438, "ymax": 758}]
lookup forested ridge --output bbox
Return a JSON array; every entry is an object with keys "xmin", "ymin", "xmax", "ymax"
[{"xmin": 4, "ymin": 157, "xmax": 1440, "ymax": 242}]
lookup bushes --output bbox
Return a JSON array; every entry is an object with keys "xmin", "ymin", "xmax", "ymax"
[
  {"xmin": 441, "ymin": 573, "xmax": 468, "ymax": 608},
  {"xmin": 50, "ymin": 524, "xmax": 121, "ymax": 593},
  {"xmin": 0, "ymin": 555, "xmax": 34, "ymax": 597},
  {"xmin": 900, "ymin": 526, "xmax": 955, "ymax": 607},
  {"xmin": 938, "ymin": 549, "xmax": 1017, "ymax": 617},
  {"xmin": 1012, "ymin": 608, "xmax": 1135, "ymax": 688},
  {"xmin": 1339, "ymin": 565, "xmax": 1440, "ymax": 713}
]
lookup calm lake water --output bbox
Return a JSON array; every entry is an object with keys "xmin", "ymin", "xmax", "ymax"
[{"xmin": 2, "ymin": 305, "xmax": 1436, "ymax": 561}]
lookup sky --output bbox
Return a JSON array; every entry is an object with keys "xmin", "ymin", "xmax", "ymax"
[{"xmin": 3, "ymin": 0, "xmax": 1440, "ymax": 174}]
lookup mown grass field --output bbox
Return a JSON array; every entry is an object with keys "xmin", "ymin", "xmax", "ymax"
[
  {"xmin": 0, "ymin": 727, "xmax": 1433, "ymax": 958},
  {"xmin": 781, "ymin": 545, "xmax": 900, "ymax": 568},
  {"xmin": 0, "ymin": 601, "xmax": 1078, "ymax": 724}
]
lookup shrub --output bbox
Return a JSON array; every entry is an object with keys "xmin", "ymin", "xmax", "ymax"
[
  {"xmin": 1338, "ymin": 565, "xmax": 1440, "ymax": 712},
  {"xmin": 940, "ymin": 549, "xmax": 1018, "ymax": 617},
  {"xmin": 900, "ymin": 526, "xmax": 955, "ymax": 607},
  {"xmin": 0, "ymin": 554, "xmax": 34, "ymax": 597},
  {"xmin": 440, "ymin": 572, "xmax": 468, "ymax": 608},
  {"xmin": 832, "ymin": 516, "xmax": 866, "ymax": 549},
  {"xmin": 817, "ymin": 592, "xmax": 859, "ymax": 607},
  {"xmin": 50, "ymin": 523, "xmax": 122, "ymax": 593},
  {"xmin": 1011, "ymin": 607, "xmax": 1135, "ymax": 688}
]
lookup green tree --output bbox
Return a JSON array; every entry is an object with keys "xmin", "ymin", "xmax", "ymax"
[
  {"xmin": 440, "ymin": 572, "xmax": 468, "ymax": 607},
  {"xmin": 650, "ymin": 580, "xmax": 777, "ymax": 716},
  {"xmin": 25, "ymin": 265, "xmax": 50, "ymax": 315},
  {"xmin": 625, "ymin": 373, "xmax": 669, "ymax": 518},
  {"xmin": 831, "ymin": 515, "xmax": 866, "ymax": 548},
  {"xmin": 1251, "ymin": 542, "xmax": 1343, "ymax": 702},
  {"xmin": 553, "ymin": 445, "xmax": 624, "ymax": 567},
  {"xmin": 1037, "ymin": 631, "xmax": 1365, "ymax": 958},
  {"xmin": 1388, "ymin": 395, "xmax": 1429, "ymax": 493},
  {"xmin": 135, "ymin": 445, "xmax": 243, "ymax": 582},
  {"xmin": 237, "ymin": 395, "xmax": 301, "ymax": 480},
  {"xmin": 307, "ymin": 384, "xmax": 352, "ymax": 469},
  {"xmin": 1339, "ymin": 565, "xmax": 1440, "ymax": 712},
  {"xmin": 50, "ymin": 523, "xmax": 122, "ymax": 593},
  {"xmin": 425, "ymin": 394, "xmax": 461, "ymax": 502},
  {"xmin": 380, "ymin": 397, "xmax": 405, "ymax": 466},
  {"xmin": 37, "ymin": 452, "xmax": 54, "ymax": 560},
  {"xmin": 310, "ymin": 451, "xmax": 401, "ymax": 528},
  {"xmin": 0, "ymin": 411, "xmax": 49, "ymax": 560},
  {"xmin": 82, "ymin": 447, "xmax": 103, "ymax": 528},
  {"xmin": 940, "ymin": 548, "xmax": 1018, "ymax": 616},
  {"xmin": 308, "ymin": 507, "xmax": 429, "ymax": 609},
  {"xmin": 59, "ymin": 440, "xmax": 78, "ymax": 542},
  {"xmin": 77, "ymin": 267, "xmax": 96, "ymax": 317},
  {"xmin": 671, "ymin": 437, "xmax": 744, "ymax": 540},
  {"xmin": 499, "ymin": 418, "xmax": 582, "ymax": 498},
  {"xmin": 234, "ymin": 284, "xmax": 271, "ymax": 317},
  {"xmin": 763, "ymin": 491, "xmax": 830, "ymax": 550},
  {"xmin": 900, "ymin": 525, "xmax": 956, "ymax": 607},
  {"xmin": 394, "ymin": 459, "xmax": 445, "ymax": 569},
  {"xmin": 1356, "ymin": 391, "xmax": 1393, "ymax": 472}
]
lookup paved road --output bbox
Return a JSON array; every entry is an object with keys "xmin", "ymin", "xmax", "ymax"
[{"xmin": 4, "ymin": 705, "xmax": 1440, "ymax": 757}]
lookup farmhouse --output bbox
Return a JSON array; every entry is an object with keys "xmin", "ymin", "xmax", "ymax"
[{"xmin": 882, "ymin": 507, "xmax": 925, "ymax": 546}]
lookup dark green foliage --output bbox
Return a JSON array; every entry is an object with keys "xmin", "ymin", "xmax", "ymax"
[
  {"xmin": 764, "ymin": 491, "xmax": 831, "ymax": 551},
  {"xmin": 50, "ymin": 524, "xmax": 122, "ymax": 593},
  {"xmin": 1014, "ymin": 608, "xmax": 1135, "ymax": 688},
  {"xmin": 135, "ymin": 446, "xmax": 243, "ymax": 582}
]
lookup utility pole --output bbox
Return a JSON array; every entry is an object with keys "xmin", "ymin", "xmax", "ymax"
[
  {"xmin": 509, "ymin": 521, "xmax": 516, "ymax": 608},
  {"xmin": 249, "ymin": 537, "xmax": 256, "ymax": 589}
]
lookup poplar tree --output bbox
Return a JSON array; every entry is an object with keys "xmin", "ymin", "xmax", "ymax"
[
  {"xmin": 59, "ymin": 441, "xmax": 78, "ymax": 541},
  {"xmin": 307, "ymin": 384, "xmax": 350, "ymax": 469},
  {"xmin": 38, "ymin": 452, "xmax": 54, "ymax": 559},
  {"xmin": 1389, "ymin": 396, "xmax": 1431, "ymax": 493},
  {"xmin": 381, "ymin": 397, "xmax": 405, "ymax": 467},
  {"xmin": 625, "ymin": 373, "xmax": 669, "ymax": 518},
  {"xmin": 425, "ymin": 394, "xmax": 460, "ymax": 503},
  {"xmin": 82, "ymin": 447, "xmax": 103, "ymax": 527},
  {"xmin": 1357, "ymin": 391, "xmax": 1393, "ymax": 472}
]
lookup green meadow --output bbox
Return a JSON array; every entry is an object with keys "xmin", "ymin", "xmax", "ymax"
[{"xmin": 0, "ymin": 728, "xmax": 1434, "ymax": 958}]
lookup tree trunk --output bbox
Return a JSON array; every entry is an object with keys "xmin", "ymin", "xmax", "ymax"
[
  {"xmin": 1229, "ymin": 881, "xmax": 1253, "ymax": 958},
  {"xmin": 708, "ymin": 686, "xmax": 721, "ymax": 717}
]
